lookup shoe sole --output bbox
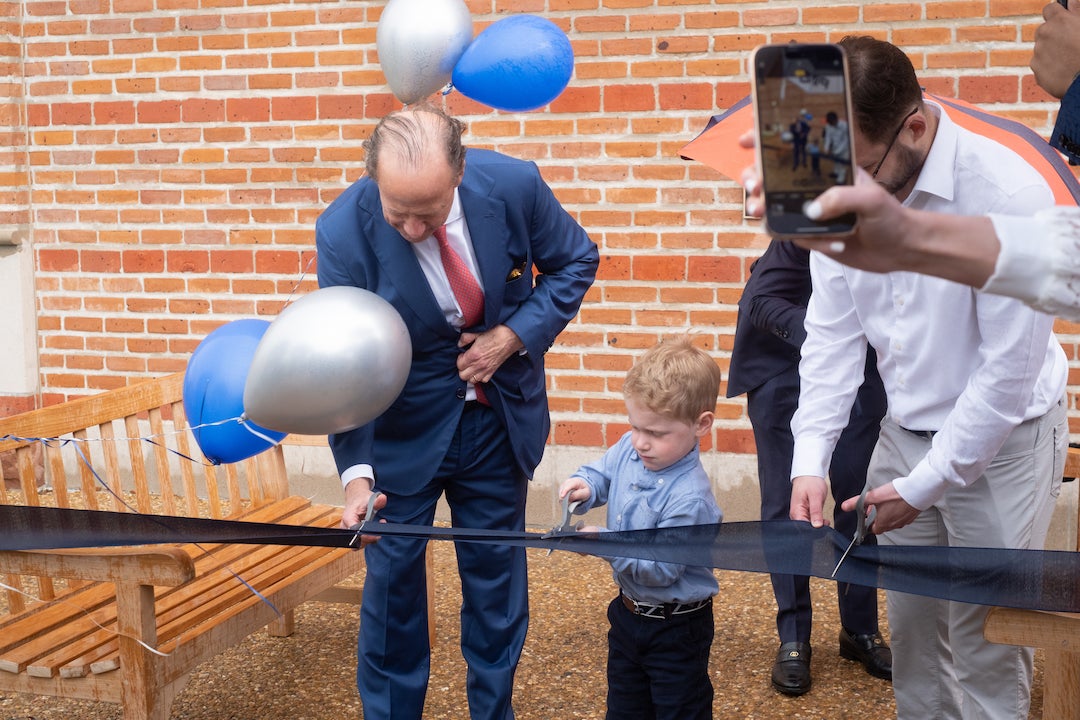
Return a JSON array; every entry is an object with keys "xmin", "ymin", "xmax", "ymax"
[{"xmin": 771, "ymin": 680, "xmax": 811, "ymax": 697}]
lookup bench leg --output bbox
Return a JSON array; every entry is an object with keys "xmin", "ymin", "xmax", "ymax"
[
  {"xmin": 267, "ymin": 609, "xmax": 297, "ymax": 637},
  {"xmin": 1043, "ymin": 649, "xmax": 1080, "ymax": 720}
]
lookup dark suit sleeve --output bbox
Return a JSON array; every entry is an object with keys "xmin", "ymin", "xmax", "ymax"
[
  {"xmin": 314, "ymin": 187, "xmax": 376, "ymax": 477},
  {"xmin": 500, "ymin": 163, "xmax": 599, "ymax": 357},
  {"xmin": 742, "ymin": 241, "xmax": 812, "ymax": 350},
  {"xmin": 1051, "ymin": 77, "xmax": 1080, "ymax": 165}
]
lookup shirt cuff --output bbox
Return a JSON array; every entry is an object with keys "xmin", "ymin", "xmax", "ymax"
[
  {"xmin": 341, "ymin": 463, "xmax": 374, "ymax": 490},
  {"xmin": 790, "ymin": 436, "xmax": 833, "ymax": 480},
  {"xmin": 891, "ymin": 461, "xmax": 945, "ymax": 512},
  {"xmin": 984, "ymin": 214, "xmax": 1051, "ymax": 308}
]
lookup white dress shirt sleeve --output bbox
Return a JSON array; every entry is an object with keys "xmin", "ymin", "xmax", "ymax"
[
  {"xmin": 790, "ymin": 254, "xmax": 869, "ymax": 481},
  {"xmin": 986, "ymin": 208, "xmax": 1080, "ymax": 323},
  {"xmin": 895, "ymin": 289, "xmax": 1058, "ymax": 509}
]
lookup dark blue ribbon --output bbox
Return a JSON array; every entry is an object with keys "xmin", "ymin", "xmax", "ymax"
[{"xmin": 2, "ymin": 505, "xmax": 1078, "ymax": 613}]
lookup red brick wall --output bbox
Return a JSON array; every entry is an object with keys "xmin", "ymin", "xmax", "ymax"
[{"xmin": 3, "ymin": 0, "xmax": 1077, "ymax": 454}]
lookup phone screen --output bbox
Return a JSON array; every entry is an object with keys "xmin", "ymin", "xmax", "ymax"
[{"xmin": 752, "ymin": 43, "xmax": 857, "ymax": 237}]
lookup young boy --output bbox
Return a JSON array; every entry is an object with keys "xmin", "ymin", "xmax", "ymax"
[{"xmin": 558, "ymin": 336, "xmax": 723, "ymax": 720}]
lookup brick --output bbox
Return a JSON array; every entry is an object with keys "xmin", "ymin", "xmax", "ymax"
[{"xmin": 181, "ymin": 98, "xmax": 225, "ymax": 122}]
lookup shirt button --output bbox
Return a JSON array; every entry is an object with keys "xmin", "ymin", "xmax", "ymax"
[
  {"xmin": 455, "ymin": 388, "xmax": 465, "ymax": 399},
  {"xmin": 658, "ymin": 478, "xmax": 664, "ymax": 484}
]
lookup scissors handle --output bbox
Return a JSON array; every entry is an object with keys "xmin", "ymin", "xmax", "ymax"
[{"xmin": 348, "ymin": 490, "xmax": 383, "ymax": 547}]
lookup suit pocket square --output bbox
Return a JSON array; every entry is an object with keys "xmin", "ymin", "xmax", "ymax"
[{"xmin": 506, "ymin": 261, "xmax": 527, "ymax": 282}]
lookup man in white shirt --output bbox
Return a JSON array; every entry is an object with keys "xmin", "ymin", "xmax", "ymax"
[
  {"xmin": 788, "ymin": 36, "xmax": 1069, "ymax": 720},
  {"xmin": 822, "ymin": 111, "xmax": 851, "ymax": 183}
]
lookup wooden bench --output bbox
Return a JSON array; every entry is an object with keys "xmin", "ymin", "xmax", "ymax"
[
  {"xmin": 0, "ymin": 372, "xmax": 365, "ymax": 720},
  {"xmin": 983, "ymin": 446, "xmax": 1080, "ymax": 719}
]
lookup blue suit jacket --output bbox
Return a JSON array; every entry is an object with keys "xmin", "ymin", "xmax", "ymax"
[
  {"xmin": 1051, "ymin": 77, "xmax": 1080, "ymax": 165},
  {"xmin": 315, "ymin": 148, "xmax": 598, "ymax": 493},
  {"xmin": 726, "ymin": 240, "xmax": 810, "ymax": 399}
]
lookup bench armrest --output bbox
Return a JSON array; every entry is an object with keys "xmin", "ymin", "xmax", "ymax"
[{"xmin": 0, "ymin": 547, "xmax": 195, "ymax": 587}]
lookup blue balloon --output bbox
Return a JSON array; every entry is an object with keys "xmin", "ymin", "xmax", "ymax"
[
  {"xmin": 183, "ymin": 319, "xmax": 287, "ymax": 465},
  {"xmin": 451, "ymin": 15, "xmax": 574, "ymax": 112}
]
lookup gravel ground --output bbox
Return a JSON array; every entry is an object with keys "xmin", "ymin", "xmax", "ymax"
[{"xmin": 0, "ymin": 539, "xmax": 1043, "ymax": 719}]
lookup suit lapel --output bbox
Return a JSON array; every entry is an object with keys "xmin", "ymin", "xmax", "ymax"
[{"xmin": 358, "ymin": 194, "xmax": 455, "ymax": 338}]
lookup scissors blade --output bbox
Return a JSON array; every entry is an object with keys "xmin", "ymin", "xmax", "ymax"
[
  {"xmin": 831, "ymin": 534, "xmax": 858, "ymax": 578},
  {"xmin": 831, "ymin": 488, "xmax": 876, "ymax": 577}
]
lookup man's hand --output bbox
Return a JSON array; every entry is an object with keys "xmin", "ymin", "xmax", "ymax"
[
  {"xmin": 457, "ymin": 324, "xmax": 524, "ymax": 384},
  {"xmin": 789, "ymin": 475, "xmax": 829, "ymax": 527},
  {"xmin": 340, "ymin": 477, "xmax": 386, "ymax": 547},
  {"xmin": 1032, "ymin": 1, "xmax": 1080, "ymax": 98},
  {"xmin": 839, "ymin": 482, "xmax": 920, "ymax": 534}
]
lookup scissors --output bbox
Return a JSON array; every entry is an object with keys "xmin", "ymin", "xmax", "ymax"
[
  {"xmin": 542, "ymin": 493, "xmax": 582, "ymax": 555},
  {"xmin": 348, "ymin": 490, "xmax": 383, "ymax": 548},
  {"xmin": 831, "ymin": 487, "xmax": 876, "ymax": 578}
]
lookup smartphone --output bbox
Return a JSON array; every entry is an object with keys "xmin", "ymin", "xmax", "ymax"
[{"xmin": 751, "ymin": 43, "xmax": 857, "ymax": 237}]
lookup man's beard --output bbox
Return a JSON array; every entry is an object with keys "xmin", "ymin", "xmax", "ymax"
[{"xmin": 879, "ymin": 143, "xmax": 924, "ymax": 196}]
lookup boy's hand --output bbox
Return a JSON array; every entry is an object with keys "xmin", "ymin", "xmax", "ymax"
[{"xmin": 557, "ymin": 477, "xmax": 591, "ymax": 504}]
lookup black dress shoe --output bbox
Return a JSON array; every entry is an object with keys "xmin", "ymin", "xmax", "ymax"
[
  {"xmin": 771, "ymin": 641, "xmax": 812, "ymax": 696},
  {"xmin": 839, "ymin": 628, "xmax": 892, "ymax": 681}
]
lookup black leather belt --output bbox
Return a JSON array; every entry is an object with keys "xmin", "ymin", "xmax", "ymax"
[
  {"xmin": 620, "ymin": 592, "xmax": 712, "ymax": 620},
  {"xmin": 900, "ymin": 426, "xmax": 937, "ymax": 440}
]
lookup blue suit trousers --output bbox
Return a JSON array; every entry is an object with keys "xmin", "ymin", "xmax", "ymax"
[
  {"xmin": 357, "ymin": 403, "xmax": 529, "ymax": 720},
  {"xmin": 748, "ymin": 365, "xmax": 885, "ymax": 642}
]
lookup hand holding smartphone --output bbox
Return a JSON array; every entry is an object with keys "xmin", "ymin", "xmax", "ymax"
[{"xmin": 751, "ymin": 43, "xmax": 858, "ymax": 237}]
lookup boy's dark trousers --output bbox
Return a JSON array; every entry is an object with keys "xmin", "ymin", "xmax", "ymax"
[{"xmin": 604, "ymin": 595, "xmax": 714, "ymax": 720}]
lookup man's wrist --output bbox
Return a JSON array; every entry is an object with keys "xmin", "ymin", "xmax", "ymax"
[{"xmin": 341, "ymin": 463, "xmax": 375, "ymax": 490}]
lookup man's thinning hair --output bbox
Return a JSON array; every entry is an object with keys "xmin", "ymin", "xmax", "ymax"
[
  {"xmin": 839, "ymin": 36, "xmax": 924, "ymax": 144},
  {"xmin": 622, "ymin": 336, "xmax": 722, "ymax": 426},
  {"xmin": 363, "ymin": 103, "xmax": 467, "ymax": 181}
]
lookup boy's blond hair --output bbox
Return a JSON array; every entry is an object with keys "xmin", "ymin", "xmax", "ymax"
[{"xmin": 622, "ymin": 336, "xmax": 722, "ymax": 425}]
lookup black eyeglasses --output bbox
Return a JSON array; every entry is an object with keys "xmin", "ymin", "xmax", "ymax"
[{"xmin": 871, "ymin": 107, "xmax": 919, "ymax": 178}]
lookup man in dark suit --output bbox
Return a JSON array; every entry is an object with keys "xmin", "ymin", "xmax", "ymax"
[
  {"xmin": 727, "ymin": 240, "xmax": 890, "ymax": 696},
  {"xmin": 1033, "ymin": 1, "xmax": 1080, "ymax": 163},
  {"xmin": 315, "ymin": 104, "xmax": 598, "ymax": 720}
]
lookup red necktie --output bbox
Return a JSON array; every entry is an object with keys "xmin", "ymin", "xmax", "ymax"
[
  {"xmin": 434, "ymin": 225, "xmax": 484, "ymax": 327},
  {"xmin": 434, "ymin": 226, "xmax": 489, "ymax": 405}
]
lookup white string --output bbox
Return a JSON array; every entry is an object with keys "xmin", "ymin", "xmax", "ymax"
[{"xmin": 0, "ymin": 579, "xmax": 174, "ymax": 660}]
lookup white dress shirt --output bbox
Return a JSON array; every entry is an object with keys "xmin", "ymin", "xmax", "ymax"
[
  {"xmin": 791, "ymin": 102, "xmax": 1069, "ymax": 510},
  {"xmin": 988, "ymin": 207, "xmax": 1080, "ymax": 322},
  {"xmin": 410, "ymin": 189, "xmax": 485, "ymax": 328}
]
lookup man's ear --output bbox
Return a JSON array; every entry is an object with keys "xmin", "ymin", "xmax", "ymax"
[{"xmin": 907, "ymin": 110, "xmax": 929, "ymax": 143}]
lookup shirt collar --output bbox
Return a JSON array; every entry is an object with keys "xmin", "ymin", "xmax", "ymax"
[
  {"xmin": 444, "ymin": 188, "xmax": 463, "ymax": 227},
  {"xmin": 907, "ymin": 100, "xmax": 957, "ymax": 206}
]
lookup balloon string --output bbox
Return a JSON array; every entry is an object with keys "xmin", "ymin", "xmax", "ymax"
[
  {"xmin": 280, "ymin": 252, "xmax": 319, "ymax": 311},
  {"xmin": 238, "ymin": 416, "xmax": 286, "ymax": 449},
  {"xmin": 0, "ymin": 578, "xmax": 175, "ymax": 660}
]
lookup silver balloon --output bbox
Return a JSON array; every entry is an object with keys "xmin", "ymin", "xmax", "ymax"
[
  {"xmin": 243, "ymin": 287, "xmax": 412, "ymax": 435},
  {"xmin": 376, "ymin": 0, "xmax": 473, "ymax": 104}
]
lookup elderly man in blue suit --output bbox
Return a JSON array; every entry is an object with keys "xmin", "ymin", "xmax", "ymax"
[{"xmin": 315, "ymin": 104, "xmax": 598, "ymax": 720}]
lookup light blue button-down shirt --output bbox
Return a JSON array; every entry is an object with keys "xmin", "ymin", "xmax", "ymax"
[{"xmin": 572, "ymin": 431, "xmax": 722, "ymax": 605}]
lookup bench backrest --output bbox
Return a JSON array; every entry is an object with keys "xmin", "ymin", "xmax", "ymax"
[{"xmin": 0, "ymin": 371, "xmax": 289, "ymax": 610}]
